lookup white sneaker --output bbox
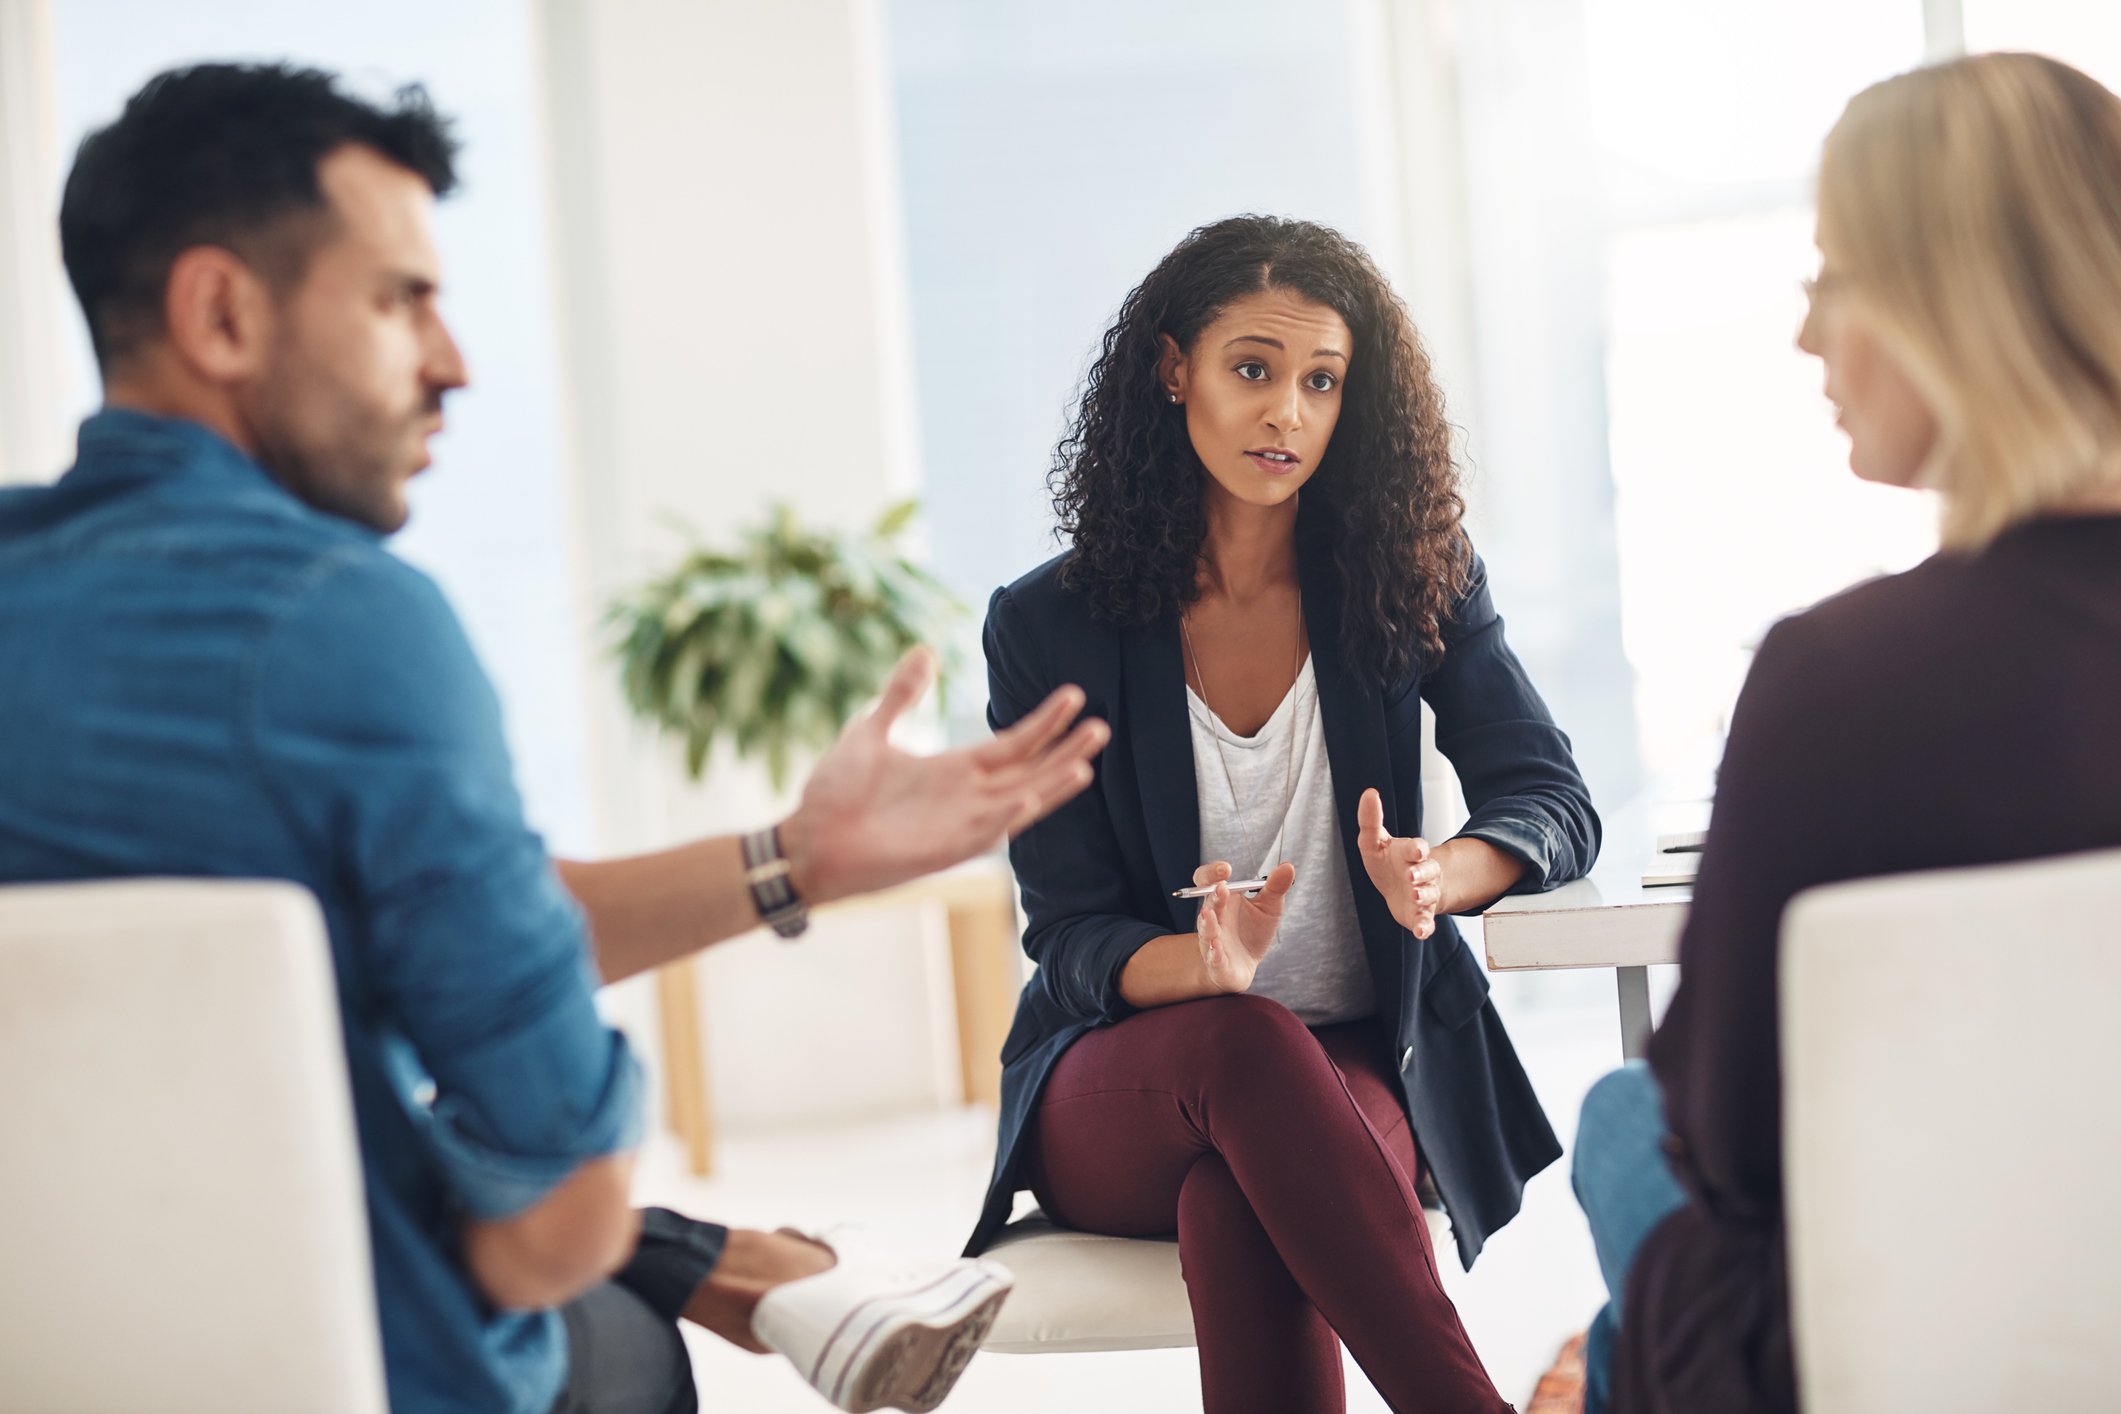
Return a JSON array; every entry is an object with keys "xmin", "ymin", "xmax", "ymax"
[{"xmin": 751, "ymin": 1255, "xmax": 1014, "ymax": 1412}]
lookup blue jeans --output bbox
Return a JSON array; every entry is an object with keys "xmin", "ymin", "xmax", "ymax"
[{"xmin": 1571, "ymin": 1063, "xmax": 1687, "ymax": 1414}]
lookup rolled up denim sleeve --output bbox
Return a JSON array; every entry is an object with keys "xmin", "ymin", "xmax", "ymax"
[
  {"xmin": 1422, "ymin": 553, "xmax": 1602, "ymax": 894},
  {"xmin": 248, "ymin": 546, "xmax": 641, "ymax": 1219},
  {"xmin": 421, "ymin": 1030, "xmax": 642, "ymax": 1221}
]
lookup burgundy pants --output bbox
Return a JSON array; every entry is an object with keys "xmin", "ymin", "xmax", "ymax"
[{"xmin": 1023, "ymin": 994, "xmax": 1507, "ymax": 1414}]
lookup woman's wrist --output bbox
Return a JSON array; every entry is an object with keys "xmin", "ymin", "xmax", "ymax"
[
  {"xmin": 1432, "ymin": 836, "xmax": 1528, "ymax": 916},
  {"xmin": 1201, "ymin": 943, "xmax": 1251, "ymax": 997},
  {"xmin": 1120, "ymin": 932, "xmax": 1235, "ymax": 1008}
]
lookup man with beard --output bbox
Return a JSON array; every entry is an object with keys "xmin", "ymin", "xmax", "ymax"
[{"xmin": 0, "ymin": 63, "xmax": 1106, "ymax": 1414}]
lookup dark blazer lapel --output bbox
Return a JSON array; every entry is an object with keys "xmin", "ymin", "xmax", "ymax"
[
  {"xmin": 1299, "ymin": 551, "xmax": 1409, "ymax": 1005},
  {"xmin": 1119, "ymin": 615, "xmax": 1200, "ymax": 932}
]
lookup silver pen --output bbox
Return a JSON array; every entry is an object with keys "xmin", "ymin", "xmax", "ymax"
[{"xmin": 1171, "ymin": 876, "xmax": 1272, "ymax": 900}]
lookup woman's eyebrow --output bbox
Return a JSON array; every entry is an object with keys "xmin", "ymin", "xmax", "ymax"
[{"xmin": 1222, "ymin": 334, "xmax": 1348, "ymax": 361}]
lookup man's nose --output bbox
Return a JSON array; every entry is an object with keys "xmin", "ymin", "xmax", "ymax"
[{"xmin": 428, "ymin": 318, "xmax": 470, "ymax": 392}]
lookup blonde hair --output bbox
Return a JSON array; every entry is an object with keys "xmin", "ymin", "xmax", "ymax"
[{"xmin": 1819, "ymin": 52, "xmax": 2121, "ymax": 549}]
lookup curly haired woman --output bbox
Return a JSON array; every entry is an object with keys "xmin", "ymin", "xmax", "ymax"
[{"xmin": 963, "ymin": 215, "xmax": 1601, "ymax": 1413}]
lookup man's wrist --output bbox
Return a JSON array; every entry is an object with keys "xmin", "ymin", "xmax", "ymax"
[
  {"xmin": 741, "ymin": 825, "xmax": 810, "ymax": 938},
  {"xmin": 777, "ymin": 808, "xmax": 831, "ymax": 907}
]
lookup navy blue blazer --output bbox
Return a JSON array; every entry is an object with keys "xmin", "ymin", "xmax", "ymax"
[{"xmin": 964, "ymin": 538, "xmax": 1601, "ymax": 1267}]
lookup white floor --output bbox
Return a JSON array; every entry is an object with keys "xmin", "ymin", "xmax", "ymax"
[{"xmin": 632, "ymin": 961, "xmax": 1662, "ymax": 1413}]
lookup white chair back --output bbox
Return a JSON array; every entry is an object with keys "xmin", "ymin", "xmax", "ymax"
[
  {"xmin": 0, "ymin": 879, "xmax": 386, "ymax": 1413},
  {"xmin": 1780, "ymin": 848, "xmax": 2121, "ymax": 1414}
]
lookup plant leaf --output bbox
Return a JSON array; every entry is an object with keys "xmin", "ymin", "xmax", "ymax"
[
  {"xmin": 874, "ymin": 499, "xmax": 919, "ymax": 539},
  {"xmin": 607, "ymin": 496, "xmax": 963, "ymax": 785}
]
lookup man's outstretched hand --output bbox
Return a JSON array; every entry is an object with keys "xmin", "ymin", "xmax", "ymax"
[{"xmin": 781, "ymin": 647, "xmax": 1109, "ymax": 905}]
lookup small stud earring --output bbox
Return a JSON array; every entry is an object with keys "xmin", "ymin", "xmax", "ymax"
[{"xmin": 1167, "ymin": 393, "xmax": 1180, "ymax": 404}]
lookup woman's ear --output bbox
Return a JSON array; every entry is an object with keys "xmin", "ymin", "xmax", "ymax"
[{"xmin": 1156, "ymin": 332, "xmax": 1186, "ymax": 404}]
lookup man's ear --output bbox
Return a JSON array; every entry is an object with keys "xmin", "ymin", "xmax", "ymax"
[
  {"xmin": 1156, "ymin": 332, "xmax": 1187, "ymax": 404},
  {"xmin": 161, "ymin": 246, "xmax": 276, "ymax": 384}
]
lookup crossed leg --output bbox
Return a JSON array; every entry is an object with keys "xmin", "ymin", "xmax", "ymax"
[
  {"xmin": 1024, "ymin": 995, "xmax": 1507, "ymax": 1414},
  {"xmin": 553, "ymin": 1210, "xmax": 834, "ymax": 1413}
]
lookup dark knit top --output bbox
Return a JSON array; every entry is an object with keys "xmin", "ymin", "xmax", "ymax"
[{"xmin": 1619, "ymin": 514, "xmax": 2121, "ymax": 1414}]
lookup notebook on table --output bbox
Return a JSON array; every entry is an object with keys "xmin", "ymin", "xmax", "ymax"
[{"xmin": 1642, "ymin": 830, "xmax": 1707, "ymax": 888}]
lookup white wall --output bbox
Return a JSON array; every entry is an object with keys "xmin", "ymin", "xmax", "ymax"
[
  {"xmin": 0, "ymin": 0, "xmax": 72, "ymax": 486},
  {"xmin": 537, "ymin": 0, "xmax": 957, "ymax": 1127}
]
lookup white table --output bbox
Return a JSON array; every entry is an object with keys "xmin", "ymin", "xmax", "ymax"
[{"xmin": 1481, "ymin": 798, "xmax": 1704, "ymax": 1059}]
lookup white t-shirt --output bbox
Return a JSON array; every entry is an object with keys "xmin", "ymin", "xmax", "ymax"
[{"xmin": 1187, "ymin": 656, "xmax": 1376, "ymax": 1024}]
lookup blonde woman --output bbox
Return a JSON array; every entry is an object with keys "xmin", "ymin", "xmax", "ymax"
[{"xmin": 1570, "ymin": 52, "xmax": 2121, "ymax": 1414}]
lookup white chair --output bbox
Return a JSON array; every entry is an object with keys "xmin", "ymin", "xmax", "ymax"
[
  {"xmin": 0, "ymin": 879, "xmax": 386, "ymax": 1414},
  {"xmin": 1780, "ymin": 847, "xmax": 2121, "ymax": 1414},
  {"xmin": 982, "ymin": 1205, "xmax": 1454, "ymax": 1353}
]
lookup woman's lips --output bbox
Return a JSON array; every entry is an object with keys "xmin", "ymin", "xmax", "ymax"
[{"xmin": 1245, "ymin": 451, "xmax": 1301, "ymax": 475}]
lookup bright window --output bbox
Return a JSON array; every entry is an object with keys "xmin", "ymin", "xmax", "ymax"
[
  {"xmin": 1963, "ymin": 1, "xmax": 2121, "ymax": 91},
  {"xmin": 1583, "ymin": 0, "xmax": 1935, "ymax": 782}
]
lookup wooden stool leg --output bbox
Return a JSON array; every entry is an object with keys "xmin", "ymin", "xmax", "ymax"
[
  {"xmin": 947, "ymin": 888, "xmax": 1021, "ymax": 1109},
  {"xmin": 656, "ymin": 957, "xmax": 713, "ymax": 1176}
]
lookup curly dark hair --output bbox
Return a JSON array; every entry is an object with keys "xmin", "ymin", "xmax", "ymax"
[{"xmin": 1051, "ymin": 215, "xmax": 1470, "ymax": 680}]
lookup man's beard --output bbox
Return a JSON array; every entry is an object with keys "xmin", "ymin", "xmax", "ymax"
[{"xmin": 244, "ymin": 362, "xmax": 428, "ymax": 533}]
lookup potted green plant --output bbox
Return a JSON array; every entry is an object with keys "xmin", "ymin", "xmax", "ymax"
[{"xmin": 608, "ymin": 501, "xmax": 963, "ymax": 789}]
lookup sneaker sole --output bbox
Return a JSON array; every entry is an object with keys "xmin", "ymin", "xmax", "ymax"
[{"xmin": 822, "ymin": 1266, "xmax": 1014, "ymax": 1413}]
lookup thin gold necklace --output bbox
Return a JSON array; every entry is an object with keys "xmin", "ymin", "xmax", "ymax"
[{"xmin": 1180, "ymin": 588, "xmax": 1310, "ymax": 864}]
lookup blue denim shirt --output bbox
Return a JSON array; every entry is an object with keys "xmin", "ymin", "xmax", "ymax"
[{"xmin": 0, "ymin": 410, "xmax": 642, "ymax": 1413}]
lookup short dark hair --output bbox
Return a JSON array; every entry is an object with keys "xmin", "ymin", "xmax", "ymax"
[{"xmin": 59, "ymin": 62, "xmax": 460, "ymax": 367}]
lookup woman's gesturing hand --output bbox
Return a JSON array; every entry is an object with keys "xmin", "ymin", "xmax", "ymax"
[
  {"xmin": 1193, "ymin": 859, "xmax": 1297, "ymax": 994},
  {"xmin": 1355, "ymin": 788, "xmax": 1444, "ymax": 939}
]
